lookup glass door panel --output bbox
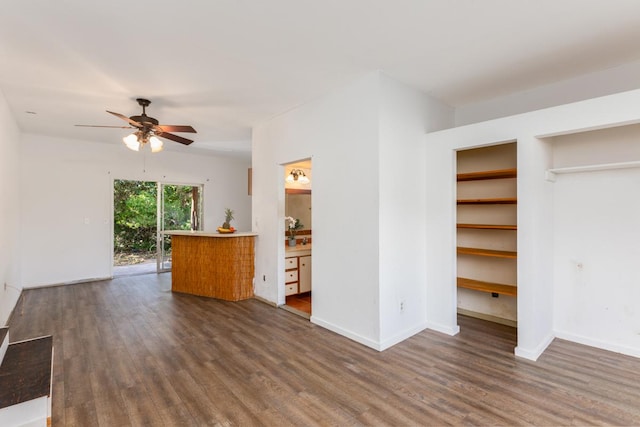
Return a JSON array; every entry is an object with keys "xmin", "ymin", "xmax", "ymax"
[{"xmin": 158, "ymin": 183, "xmax": 204, "ymax": 272}]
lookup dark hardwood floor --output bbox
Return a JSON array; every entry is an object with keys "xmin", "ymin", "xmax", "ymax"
[{"xmin": 8, "ymin": 273, "xmax": 640, "ymax": 426}]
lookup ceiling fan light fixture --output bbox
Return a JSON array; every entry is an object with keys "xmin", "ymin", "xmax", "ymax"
[
  {"xmin": 123, "ymin": 133, "xmax": 140, "ymax": 151},
  {"xmin": 149, "ymin": 136, "xmax": 163, "ymax": 153},
  {"xmin": 78, "ymin": 98, "xmax": 197, "ymax": 152}
]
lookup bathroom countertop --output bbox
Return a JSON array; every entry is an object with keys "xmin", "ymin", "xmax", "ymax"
[{"xmin": 285, "ymin": 243, "xmax": 311, "ymax": 256}]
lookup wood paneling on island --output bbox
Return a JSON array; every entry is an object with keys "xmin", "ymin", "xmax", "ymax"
[{"xmin": 167, "ymin": 231, "xmax": 257, "ymax": 301}]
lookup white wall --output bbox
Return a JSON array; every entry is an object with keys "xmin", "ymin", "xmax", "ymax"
[
  {"xmin": 551, "ymin": 125, "xmax": 640, "ymax": 357},
  {"xmin": 516, "ymin": 134, "xmax": 554, "ymax": 360},
  {"xmin": 0, "ymin": 90, "xmax": 22, "ymax": 324},
  {"xmin": 455, "ymin": 59, "xmax": 640, "ymax": 127},
  {"xmin": 253, "ymin": 72, "xmax": 383, "ymax": 348},
  {"xmin": 252, "ymin": 71, "xmax": 453, "ymax": 350},
  {"xmin": 425, "ymin": 88, "xmax": 640, "ymax": 360},
  {"xmin": 378, "ymin": 74, "xmax": 453, "ymax": 348},
  {"xmin": 20, "ymin": 134, "xmax": 251, "ymax": 288}
]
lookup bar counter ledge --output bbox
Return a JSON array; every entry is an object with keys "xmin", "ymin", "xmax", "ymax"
[{"xmin": 165, "ymin": 230, "xmax": 258, "ymax": 301}]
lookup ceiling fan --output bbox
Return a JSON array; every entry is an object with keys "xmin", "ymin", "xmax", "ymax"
[{"xmin": 76, "ymin": 98, "xmax": 196, "ymax": 152}]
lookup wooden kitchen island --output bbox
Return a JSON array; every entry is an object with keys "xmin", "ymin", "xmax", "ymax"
[{"xmin": 165, "ymin": 230, "xmax": 257, "ymax": 301}]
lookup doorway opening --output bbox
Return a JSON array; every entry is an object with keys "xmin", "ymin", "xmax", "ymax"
[
  {"xmin": 455, "ymin": 143, "xmax": 518, "ymax": 329},
  {"xmin": 283, "ymin": 159, "xmax": 312, "ymax": 317},
  {"xmin": 113, "ymin": 180, "xmax": 203, "ymax": 276}
]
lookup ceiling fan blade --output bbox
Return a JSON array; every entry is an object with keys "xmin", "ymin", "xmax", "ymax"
[
  {"xmin": 107, "ymin": 110, "xmax": 143, "ymax": 128},
  {"xmin": 156, "ymin": 125, "xmax": 197, "ymax": 133},
  {"xmin": 158, "ymin": 132, "xmax": 194, "ymax": 145},
  {"xmin": 75, "ymin": 124, "xmax": 134, "ymax": 129}
]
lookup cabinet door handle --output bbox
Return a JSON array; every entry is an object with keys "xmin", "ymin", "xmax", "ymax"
[{"xmin": 301, "ymin": 263, "xmax": 305, "ymax": 267}]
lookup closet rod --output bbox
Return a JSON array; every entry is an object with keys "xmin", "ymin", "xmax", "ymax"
[{"xmin": 545, "ymin": 160, "xmax": 640, "ymax": 182}]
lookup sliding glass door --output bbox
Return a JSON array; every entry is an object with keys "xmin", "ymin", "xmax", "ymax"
[{"xmin": 157, "ymin": 183, "xmax": 204, "ymax": 272}]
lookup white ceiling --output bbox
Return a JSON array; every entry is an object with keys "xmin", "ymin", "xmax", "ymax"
[{"xmin": 2, "ymin": 0, "xmax": 640, "ymax": 156}]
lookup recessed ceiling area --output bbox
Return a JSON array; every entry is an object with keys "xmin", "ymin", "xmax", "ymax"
[{"xmin": 2, "ymin": 1, "xmax": 640, "ymax": 157}]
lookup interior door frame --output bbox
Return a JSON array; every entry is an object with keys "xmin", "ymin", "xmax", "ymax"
[{"xmin": 281, "ymin": 158, "xmax": 313, "ymax": 315}]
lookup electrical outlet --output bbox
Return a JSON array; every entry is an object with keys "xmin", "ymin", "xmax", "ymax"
[
  {"xmin": 263, "ymin": 275, "xmax": 266, "ymax": 282},
  {"xmin": 400, "ymin": 300, "xmax": 405, "ymax": 311}
]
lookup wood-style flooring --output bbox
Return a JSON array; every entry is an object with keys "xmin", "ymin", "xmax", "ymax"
[
  {"xmin": 285, "ymin": 292, "xmax": 311, "ymax": 315},
  {"xmin": 8, "ymin": 273, "xmax": 640, "ymax": 426}
]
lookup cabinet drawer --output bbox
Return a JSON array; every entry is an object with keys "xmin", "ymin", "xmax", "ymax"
[
  {"xmin": 285, "ymin": 283, "xmax": 298, "ymax": 296},
  {"xmin": 285, "ymin": 257, "xmax": 297, "ymax": 269},
  {"xmin": 285, "ymin": 270, "xmax": 298, "ymax": 283}
]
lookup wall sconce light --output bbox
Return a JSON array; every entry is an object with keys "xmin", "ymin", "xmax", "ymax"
[
  {"xmin": 122, "ymin": 131, "xmax": 164, "ymax": 153},
  {"xmin": 286, "ymin": 168, "xmax": 310, "ymax": 184}
]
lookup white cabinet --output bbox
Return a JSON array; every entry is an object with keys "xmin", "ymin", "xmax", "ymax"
[
  {"xmin": 285, "ymin": 283, "xmax": 297, "ymax": 296},
  {"xmin": 285, "ymin": 269, "xmax": 298, "ymax": 283},
  {"xmin": 285, "ymin": 255, "xmax": 299, "ymax": 295},
  {"xmin": 298, "ymin": 255, "xmax": 311, "ymax": 293},
  {"xmin": 284, "ymin": 252, "xmax": 312, "ymax": 295},
  {"xmin": 285, "ymin": 257, "xmax": 297, "ymax": 269}
]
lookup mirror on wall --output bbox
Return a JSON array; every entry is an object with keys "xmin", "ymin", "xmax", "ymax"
[
  {"xmin": 284, "ymin": 159, "xmax": 312, "ymax": 234},
  {"xmin": 285, "ymin": 191, "xmax": 311, "ymax": 232}
]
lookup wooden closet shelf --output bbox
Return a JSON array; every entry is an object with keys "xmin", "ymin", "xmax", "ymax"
[
  {"xmin": 457, "ymin": 197, "xmax": 517, "ymax": 205},
  {"xmin": 457, "ymin": 277, "xmax": 517, "ymax": 297},
  {"xmin": 457, "ymin": 247, "xmax": 517, "ymax": 259},
  {"xmin": 457, "ymin": 223, "xmax": 517, "ymax": 230},
  {"xmin": 457, "ymin": 168, "xmax": 517, "ymax": 182}
]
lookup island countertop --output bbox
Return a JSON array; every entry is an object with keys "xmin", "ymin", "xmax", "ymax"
[{"xmin": 164, "ymin": 230, "xmax": 258, "ymax": 238}]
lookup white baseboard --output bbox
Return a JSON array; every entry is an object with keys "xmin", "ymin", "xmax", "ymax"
[
  {"xmin": 310, "ymin": 316, "xmax": 381, "ymax": 351},
  {"xmin": 378, "ymin": 322, "xmax": 428, "ymax": 351},
  {"xmin": 24, "ymin": 276, "xmax": 112, "ymax": 289},
  {"xmin": 426, "ymin": 321, "xmax": 460, "ymax": 336},
  {"xmin": 253, "ymin": 295, "xmax": 278, "ymax": 307},
  {"xmin": 554, "ymin": 329, "xmax": 640, "ymax": 359},
  {"xmin": 309, "ymin": 317, "xmax": 442, "ymax": 352},
  {"xmin": 515, "ymin": 333, "xmax": 555, "ymax": 361}
]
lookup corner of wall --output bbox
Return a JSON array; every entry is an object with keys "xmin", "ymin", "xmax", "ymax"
[
  {"xmin": 514, "ymin": 333, "xmax": 555, "ymax": 361},
  {"xmin": 1, "ymin": 286, "xmax": 23, "ymax": 326},
  {"xmin": 0, "ymin": 88, "xmax": 23, "ymax": 325}
]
